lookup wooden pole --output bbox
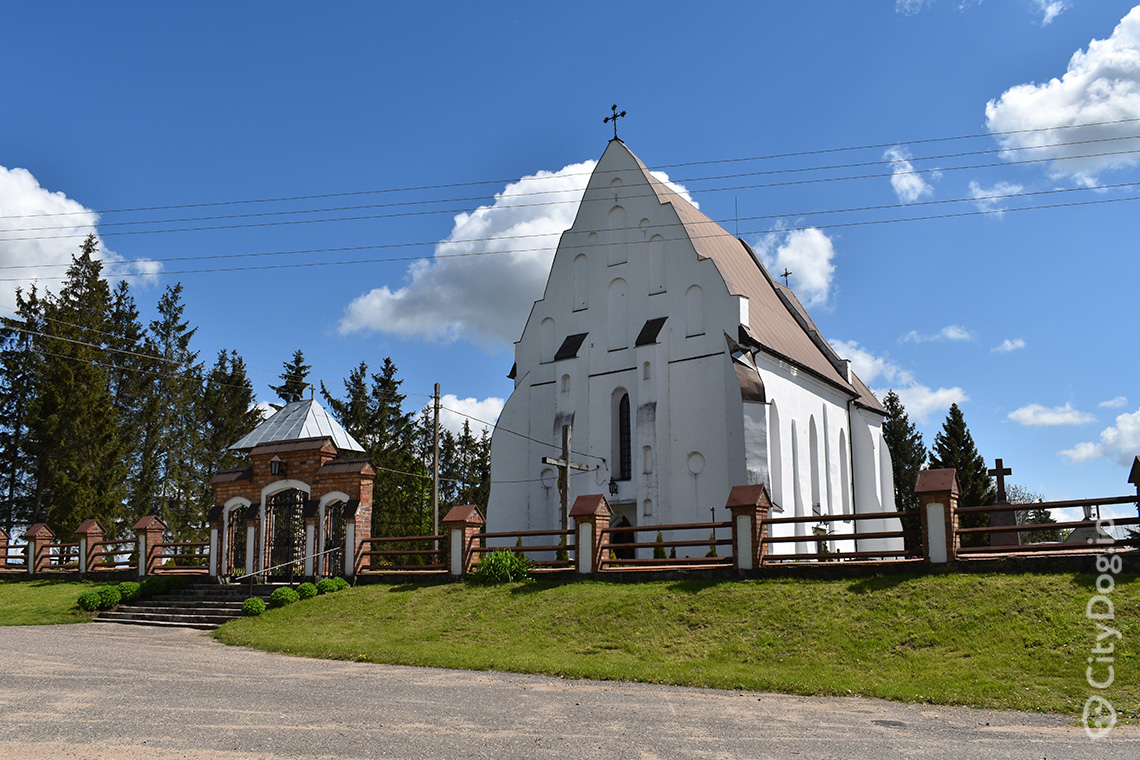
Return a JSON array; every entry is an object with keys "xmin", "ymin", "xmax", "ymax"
[{"xmin": 432, "ymin": 382, "xmax": 441, "ymax": 551}]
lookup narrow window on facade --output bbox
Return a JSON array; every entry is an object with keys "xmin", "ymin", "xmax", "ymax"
[
  {"xmin": 573, "ymin": 254, "xmax": 588, "ymax": 311},
  {"xmin": 642, "ymin": 445, "xmax": 653, "ymax": 474},
  {"xmin": 686, "ymin": 285, "xmax": 705, "ymax": 337},
  {"xmin": 615, "ymin": 392, "xmax": 632, "ymax": 480}
]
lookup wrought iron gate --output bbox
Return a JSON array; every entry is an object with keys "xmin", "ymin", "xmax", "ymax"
[
  {"xmin": 266, "ymin": 489, "xmax": 306, "ymax": 578},
  {"xmin": 323, "ymin": 500, "xmax": 346, "ymax": 576}
]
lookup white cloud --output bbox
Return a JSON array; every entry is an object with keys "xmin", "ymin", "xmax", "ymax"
[
  {"xmin": 439, "ymin": 393, "xmax": 504, "ymax": 436},
  {"xmin": 901, "ymin": 324, "xmax": 975, "ymax": 343},
  {"xmin": 969, "ymin": 180, "xmax": 1025, "ymax": 214},
  {"xmin": 992, "ymin": 338, "xmax": 1026, "ymax": 353},
  {"xmin": 1060, "ymin": 441, "xmax": 1104, "ymax": 463},
  {"xmin": 0, "ymin": 166, "xmax": 164, "ymax": 304},
  {"xmin": 337, "ymin": 160, "xmax": 694, "ymax": 346},
  {"xmin": 1061, "ymin": 406, "xmax": 1140, "ymax": 466},
  {"xmin": 1009, "ymin": 402, "xmax": 1096, "ymax": 426},
  {"xmin": 830, "ymin": 338, "xmax": 967, "ymax": 423},
  {"xmin": 1032, "ymin": 0, "xmax": 1070, "ymax": 26},
  {"xmin": 896, "ymin": 0, "xmax": 931, "ymax": 15},
  {"xmin": 1100, "ymin": 396, "xmax": 1128, "ymax": 408},
  {"xmin": 753, "ymin": 226, "xmax": 837, "ymax": 308},
  {"xmin": 0, "ymin": 166, "xmax": 100, "ymax": 307},
  {"xmin": 985, "ymin": 7, "xmax": 1140, "ymax": 184},
  {"xmin": 884, "ymin": 147, "xmax": 934, "ymax": 203}
]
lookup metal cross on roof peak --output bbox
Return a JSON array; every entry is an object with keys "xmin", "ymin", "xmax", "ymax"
[
  {"xmin": 781, "ymin": 268, "xmax": 793, "ymax": 287},
  {"xmin": 604, "ymin": 104, "xmax": 627, "ymax": 140}
]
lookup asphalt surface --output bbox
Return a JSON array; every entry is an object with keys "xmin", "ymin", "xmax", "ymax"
[{"xmin": 0, "ymin": 624, "xmax": 1134, "ymax": 759}]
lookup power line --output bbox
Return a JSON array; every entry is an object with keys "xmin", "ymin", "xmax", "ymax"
[
  {"xmin": 5, "ymin": 142, "xmax": 1139, "ymax": 245},
  {"xmin": 6, "ymin": 130, "xmax": 1139, "ymax": 236},
  {"xmin": 1, "ymin": 189, "xmax": 1136, "ymax": 284},
  {"xmin": 6, "ymin": 115, "xmax": 1138, "ymax": 222}
]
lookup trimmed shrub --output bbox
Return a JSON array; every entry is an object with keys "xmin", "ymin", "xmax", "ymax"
[
  {"xmin": 96, "ymin": 585, "xmax": 122, "ymax": 610},
  {"xmin": 241, "ymin": 597, "xmax": 266, "ymax": 616},
  {"xmin": 296, "ymin": 582, "xmax": 318, "ymax": 600},
  {"xmin": 77, "ymin": 590, "xmax": 101, "ymax": 611},
  {"xmin": 116, "ymin": 581, "xmax": 141, "ymax": 603},
  {"xmin": 331, "ymin": 576, "xmax": 349, "ymax": 591},
  {"xmin": 316, "ymin": 578, "xmax": 338, "ymax": 595},
  {"xmin": 468, "ymin": 549, "xmax": 530, "ymax": 585},
  {"xmin": 654, "ymin": 531, "xmax": 667, "ymax": 560},
  {"xmin": 269, "ymin": 586, "xmax": 300, "ymax": 608}
]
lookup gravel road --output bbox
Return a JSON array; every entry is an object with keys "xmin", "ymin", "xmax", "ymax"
[{"xmin": 0, "ymin": 624, "xmax": 1133, "ymax": 759}]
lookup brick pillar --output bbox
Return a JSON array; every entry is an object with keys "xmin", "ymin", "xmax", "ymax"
[
  {"xmin": 134, "ymin": 516, "xmax": 168, "ymax": 576},
  {"xmin": 206, "ymin": 506, "xmax": 223, "ymax": 578},
  {"xmin": 24, "ymin": 524, "xmax": 54, "ymax": 574},
  {"xmin": 442, "ymin": 504, "xmax": 485, "ymax": 576},
  {"xmin": 727, "ymin": 484, "xmax": 771, "ymax": 571},
  {"xmin": 303, "ymin": 514, "xmax": 317, "ymax": 578},
  {"xmin": 74, "ymin": 519, "xmax": 105, "ymax": 575},
  {"xmin": 915, "ymin": 469, "xmax": 960, "ymax": 563},
  {"xmin": 570, "ymin": 494, "xmax": 611, "ymax": 574},
  {"xmin": 245, "ymin": 513, "xmax": 258, "ymax": 577},
  {"xmin": 0, "ymin": 526, "xmax": 8, "ymax": 567}
]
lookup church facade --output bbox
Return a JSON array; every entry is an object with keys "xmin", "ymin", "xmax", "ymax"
[{"xmin": 487, "ymin": 139, "xmax": 901, "ymax": 556}]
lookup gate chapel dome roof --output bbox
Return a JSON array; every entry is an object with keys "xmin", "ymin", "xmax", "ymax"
[{"xmin": 228, "ymin": 399, "xmax": 365, "ymax": 453}]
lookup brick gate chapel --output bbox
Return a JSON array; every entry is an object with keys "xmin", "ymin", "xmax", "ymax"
[{"xmin": 209, "ymin": 399, "xmax": 375, "ymax": 578}]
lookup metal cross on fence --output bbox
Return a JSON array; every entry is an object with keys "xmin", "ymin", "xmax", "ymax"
[
  {"xmin": 604, "ymin": 104, "xmax": 627, "ymax": 140},
  {"xmin": 988, "ymin": 458, "xmax": 1012, "ymax": 503},
  {"xmin": 542, "ymin": 424, "xmax": 590, "ymax": 530}
]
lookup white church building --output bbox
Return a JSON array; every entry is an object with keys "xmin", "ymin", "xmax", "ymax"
[{"xmin": 487, "ymin": 138, "xmax": 902, "ymax": 557}]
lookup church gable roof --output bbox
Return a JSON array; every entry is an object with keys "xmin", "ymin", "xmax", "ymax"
[
  {"xmin": 610, "ymin": 140, "xmax": 871, "ymax": 402},
  {"xmin": 228, "ymin": 399, "xmax": 365, "ymax": 453}
]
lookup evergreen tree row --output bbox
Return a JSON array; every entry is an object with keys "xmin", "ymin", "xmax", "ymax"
[
  {"xmin": 0, "ymin": 236, "xmax": 259, "ymax": 539},
  {"xmin": 883, "ymin": 393, "xmax": 1056, "ymax": 551}
]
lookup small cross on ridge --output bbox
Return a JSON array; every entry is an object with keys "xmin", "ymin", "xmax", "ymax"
[
  {"xmin": 988, "ymin": 458, "xmax": 1012, "ymax": 503},
  {"xmin": 781, "ymin": 268, "xmax": 793, "ymax": 287},
  {"xmin": 604, "ymin": 104, "xmax": 627, "ymax": 140}
]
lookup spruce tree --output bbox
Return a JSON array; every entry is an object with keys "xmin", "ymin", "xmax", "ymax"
[
  {"xmin": 0, "ymin": 287, "xmax": 43, "ymax": 532},
  {"xmin": 928, "ymin": 403, "xmax": 995, "ymax": 546},
  {"xmin": 197, "ymin": 350, "xmax": 261, "ymax": 515},
  {"xmin": 270, "ymin": 349, "xmax": 311, "ymax": 405},
  {"xmin": 882, "ymin": 391, "xmax": 925, "ymax": 556},
  {"xmin": 26, "ymin": 235, "xmax": 128, "ymax": 534}
]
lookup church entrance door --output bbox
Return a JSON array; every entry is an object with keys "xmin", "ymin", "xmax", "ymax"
[{"xmin": 266, "ymin": 489, "xmax": 306, "ymax": 579}]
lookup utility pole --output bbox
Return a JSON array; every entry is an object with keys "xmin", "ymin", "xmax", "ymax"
[{"xmin": 432, "ymin": 383, "xmax": 441, "ymax": 550}]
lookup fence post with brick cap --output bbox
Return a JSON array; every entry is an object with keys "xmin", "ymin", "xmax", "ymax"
[
  {"xmin": 570, "ymin": 494, "xmax": 611, "ymax": 574},
  {"xmin": 134, "ymin": 515, "xmax": 168, "ymax": 576},
  {"xmin": 915, "ymin": 469, "xmax": 960, "ymax": 564},
  {"xmin": 0, "ymin": 526, "xmax": 8, "ymax": 568},
  {"xmin": 23, "ymin": 523, "xmax": 53, "ymax": 574},
  {"xmin": 75, "ymin": 519, "xmax": 105, "ymax": 575},
  {"xmin": 728, "ymin": 484, "xmax": 771, "ymax": 571},
  {"xmin": 442, "ymin": 504, "xmax": 484, "ymax": 577}
]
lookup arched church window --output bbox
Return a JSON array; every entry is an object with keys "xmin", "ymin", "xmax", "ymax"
[
  {"xmin": 613, "ymin": 391, "xmax": 632, "ymax": 481},
  {"xmin": 573, "ymin": 254, "xmax": 588, "ymax": 311},
  {"xmin": 686, "ymin": 285, "xmax": 705, "ymax": 337},
  {"xmin": 608, "ymin": 205, "xmax": 627, "ymax": 265},
  {"xmin": 608, "ymin": 278, "xmax": 628, "ymax": 349},
  {"xmin": 560, "ymin": 374, "xmax": 570, "ymax": 394},
  {"xmin": 649, "ymin": 234, "xmax": 666, "ymax": 294},
  {"xmin": 642, "ymin": 445, "xmax": 653, "ymax": 474},
  {"xmin": 541, "ymin": 318, "xmax": 555, "ymax": 363}
]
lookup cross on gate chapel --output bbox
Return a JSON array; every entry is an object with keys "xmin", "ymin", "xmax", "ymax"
[{"xmin": 487, "ymin": 136, "xmax": 902, "ymax": 555}]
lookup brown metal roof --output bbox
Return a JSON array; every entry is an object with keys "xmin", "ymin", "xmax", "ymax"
[
  {"xmin": 317, "ymin": 458, "xmax": 377, "ymax": 477},
  {"xmin": 617, "ymin": 142, "xmax": 862, "ymax": 400},
  {"xmin": 210, "ymin": 467, "xmax": 253, "ymax": 484},
  {"xmin": 569, "ymin": 493, "xmax": 611, "ymax": 518},
  {"xmin": 635, "ymin": 317, "xmax": 667, "ymax": 346},
  {"xmin": 554, "ymin": 332, "xmax": 588, "ymax": 361},
  {"xmin": 251, "ymin": 437, "xmax": 337, "ymax": 456}
]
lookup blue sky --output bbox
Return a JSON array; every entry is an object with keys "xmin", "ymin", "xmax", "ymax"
[{"xmin": 2, "ymin": 1, "xmax": 1139, "ymax": 518}]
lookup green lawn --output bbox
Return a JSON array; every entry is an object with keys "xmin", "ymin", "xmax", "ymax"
[
  {"xmin": 0, "ymin": 577, "xmax": 106, "ymax": 625},
  {"xmin": 215, "ymin": 572, "xmax": 1138, "ymax": 718}
]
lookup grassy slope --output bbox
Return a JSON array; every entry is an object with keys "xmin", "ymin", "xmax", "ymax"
[
  {"xmin": 215, "ymin": 573, "xmax": 1138, "ymax": 717},
  {"xmin": 0, "ymin": 578, "xmax": 102, "ymax": 625}
]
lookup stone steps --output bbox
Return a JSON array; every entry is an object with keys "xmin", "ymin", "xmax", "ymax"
[{"xmin": 94, "ymin": 583, "xmax": 282, "ymax": 631}]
